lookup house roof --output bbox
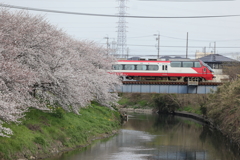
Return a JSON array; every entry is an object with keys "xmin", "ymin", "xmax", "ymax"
[{"xmin": 199, "ymin": 54, "xmax": 236, "ymax": 63}]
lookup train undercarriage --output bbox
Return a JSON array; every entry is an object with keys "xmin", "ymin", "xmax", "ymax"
[{"xmin": 121, "ymin": 76, "xmax": 204, "ymax": 82}]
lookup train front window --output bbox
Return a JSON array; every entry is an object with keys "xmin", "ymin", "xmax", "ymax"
[
  {"xmin": 136, "ymin": 65, "xmax": 147, "ymax": 70},
  {"xmin": 201, "ymin": 61, "xmax": 214, "ymax": 73},
  {"xmin": 148, "ymin": 65, "xmax": 159, "ymax": 70},
  {"xmin": 194, "ymin": 62, "xmax": 201, "ymax": 67}
]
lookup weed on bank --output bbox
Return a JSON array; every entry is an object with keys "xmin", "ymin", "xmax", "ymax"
[{"xmin": 0, "ymin": 103, "xmax": 121, "ymax": 160}]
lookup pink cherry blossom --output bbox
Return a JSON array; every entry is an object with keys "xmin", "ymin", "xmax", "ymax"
[{"xmin": 0, "ymin": 8, "xmax": 121, "ymax": 137}]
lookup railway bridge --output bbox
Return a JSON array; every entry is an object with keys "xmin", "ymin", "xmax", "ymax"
[{"xmin": 117, "ymin": 81, "xmax": 222, "ymax": 94}]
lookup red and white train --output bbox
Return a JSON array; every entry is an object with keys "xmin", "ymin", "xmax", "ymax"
[{"xmin": 112, "ymin": 59, "xmax": 215, "ymax": 82}]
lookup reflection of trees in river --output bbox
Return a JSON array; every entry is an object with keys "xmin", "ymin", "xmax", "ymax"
[
  {"xmin": 148, "ymin": 114, "xmax": 206, "ymax": 160},
  {"xmin": 124, "ymin": 113, "xmax": 240, "ymax": 160},
  {"xmin": 145, "ymin": 150, "xmax": 206, "ymax": 160},
  {"xmin": 150, "ymin": 114, "xmax": 239, "ymax": 160},
  {"xmin": 200, "ymin": 126, "xmax": 240, "ymax": 160}
]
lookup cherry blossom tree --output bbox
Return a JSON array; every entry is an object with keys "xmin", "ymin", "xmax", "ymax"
[
  {"xmin": 0, "ymin": 53, "xmax": 37, "ymax": 137},
  {"xmin": 0, "ymin": 8, "xmax": 121, "ymax": 137}
]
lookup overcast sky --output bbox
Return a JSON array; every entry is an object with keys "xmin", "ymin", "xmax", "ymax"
[{"xmin": 1, "ymin": 0, "xmax": 240, "ymax": 59}]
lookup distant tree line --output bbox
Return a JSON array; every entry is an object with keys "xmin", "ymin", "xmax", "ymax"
[
  {"xmin": 223, "ymin": 61, "xmax": 240, "ymax": 80},
  {"xmin": 0, "ymin": 8, "xmax": 121, "ymax": 137}
]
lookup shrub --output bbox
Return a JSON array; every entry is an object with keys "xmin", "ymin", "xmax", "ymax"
[{"xmin": 153, "ymin": 94, "xmax": 179, "ymax": 113}]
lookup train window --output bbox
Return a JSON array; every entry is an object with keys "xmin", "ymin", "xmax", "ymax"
[
  {"xmin": 112, "ymin": 64, "xmax": 123, "ymax": 70},
  {"xmin": 125, "ymin": 64, "xmax": 135, "ymax": 70},
  {"xmin": 183, "ymin": 62, "xmax": 193, "ymax": 67},
  {"xmin": 148, "ymin": 65, "xmax": 159, "ymax": 70},
  {"xmin": 136, "ymin": 65, "xmax": 147, "ymax": 70},
  {"xmin": 112, "ymin": 65, "xmax": 116, "ymax": 70},
  {"xmin": 194, "ymin": 62, "xmax": 201, "ymax": 67},
  {"xmin": 171, "ymin": 62, "xmax": 181, "ymax": 67}
]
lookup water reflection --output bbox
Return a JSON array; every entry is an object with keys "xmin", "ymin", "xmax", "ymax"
[{"xmin": 45, "ymin": 113, "xmax": 240, "ymax": 160}]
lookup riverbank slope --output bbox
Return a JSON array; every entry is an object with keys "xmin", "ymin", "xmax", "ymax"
[
  {"xmin": 0, "ymin": 103, "xmax": 121, "ymax": 160},
  {"xmin": 206, "ymin": 79, "xmax": 240, "ymax": 147}
]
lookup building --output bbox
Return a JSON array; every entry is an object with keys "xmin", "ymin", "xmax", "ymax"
[
  {"xmin": 198, "ymin": 54, "xmax": 237, "ymax": 82},
  {"xmin": 195, "ymin": 52, "xmax": 213, "ymax": 59},
  {"xmin": 198, "ymin": 54, "xmax": 237, "ymax": 69}
]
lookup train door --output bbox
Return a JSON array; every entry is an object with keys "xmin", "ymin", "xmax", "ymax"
[
  {"xmin": 203, "ymin": 67, "xmax": 207, "ymax": 73},
  {"xmin": 160, "ymin": 63, "xmax": 168, "ymax": 76},
  {"xmin": 202, "ymin": 67, "xmax": 207, "ymax": 80},
  {"xmin": 200, "ymin": 60, "xmax": 214, "ymax": 80}
]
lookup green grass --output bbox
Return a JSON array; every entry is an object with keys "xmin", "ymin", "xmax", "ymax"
[
  {"xmin": 0, "ymin": 103, "xmax": 121, "ymax": 160},
  {"xmin": 118, "ymin": 93, "xmax": 155, "ymax": 108},
  {"xmin": 117, "ymin": 97, "xmax": 130, "ymax": 105},
  {"xmin": 177, "ymin": 106, "xmax": 202, "ymax": 115},
  {"xmin": 138, "ymin": 100, "xmax": 148, "ymax": 107}
]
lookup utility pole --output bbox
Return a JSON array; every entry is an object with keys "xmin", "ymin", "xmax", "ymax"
[
  {"xmin": 214, "ymin": 41, "xmax": 216, "ymax": 54},
  {"xmin": 186, "ymin": 32, "xmax": 188, "ymax": 58},
  {"xmin": 126, "ymin": 47, "xmax": 129, "ymax": 59},
  {"xmin": 154, "ymin": 33, "xmax": 160, "ymax": 59},
  {"xmin": 104, "ymin": 36, "xmax": 109, "ymax": 55},
  {"xmin": 111, "ymin": 40, "xmax": 117, "ymax": 56}
]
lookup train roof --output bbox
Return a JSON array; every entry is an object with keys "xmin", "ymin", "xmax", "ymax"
[
  {"xmin": 169, "ymin": 59, "xmax": 199, "ymax": 61},
  {"xmin": 117, "ymin": 60, "xmax": 170, "ymax": 63},
  {"xmin": 117, "ymin": 59, "xmax": 200, "ymax": 63}
]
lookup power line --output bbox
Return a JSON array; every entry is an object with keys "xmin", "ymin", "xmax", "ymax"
[
  {"xmin": 153, "ymin": 34, "xmax": 240, "ymax": 42},
  {"xmin": 1, "ymin": 4, "xmax": 240, "ymax": 19},
  {"xmin": 128, "ymin": 35, "xmax": 153, "ymax": 38},
  {"xmin": 117, "ymin": 52, "xmax": 240, "ymax": 57},
  {"xmin": 139, "ymin": 0, "xmax": 233, "ymax": 1},
  {"xmin": 127, "ymin": 44, "xmax": 240, "ymax": 48},
  {"xmin": 122, "ymin": 33, "xmax": 240, "ymax": 42}
]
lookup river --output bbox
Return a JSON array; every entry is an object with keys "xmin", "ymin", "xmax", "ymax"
[{"xmin": 45, "ymin": 113, "xmax": 240, "ymax": 160}]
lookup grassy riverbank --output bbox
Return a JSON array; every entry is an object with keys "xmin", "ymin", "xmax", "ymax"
[
  {"xmin": 0, "ymin": 103, "xmax": 121, "ymax": 160},
  {"xmin": 118, "ymin": 93, "xmax": 205, "ymax": 114},
  {"xmin": 206, "ymin": 80, "xmax": 240, "ymax": 147}
]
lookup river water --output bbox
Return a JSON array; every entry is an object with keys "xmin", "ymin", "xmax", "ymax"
[{"xmin": 45, "ymin": 113, "xmax": 240, "ymax": 160}]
